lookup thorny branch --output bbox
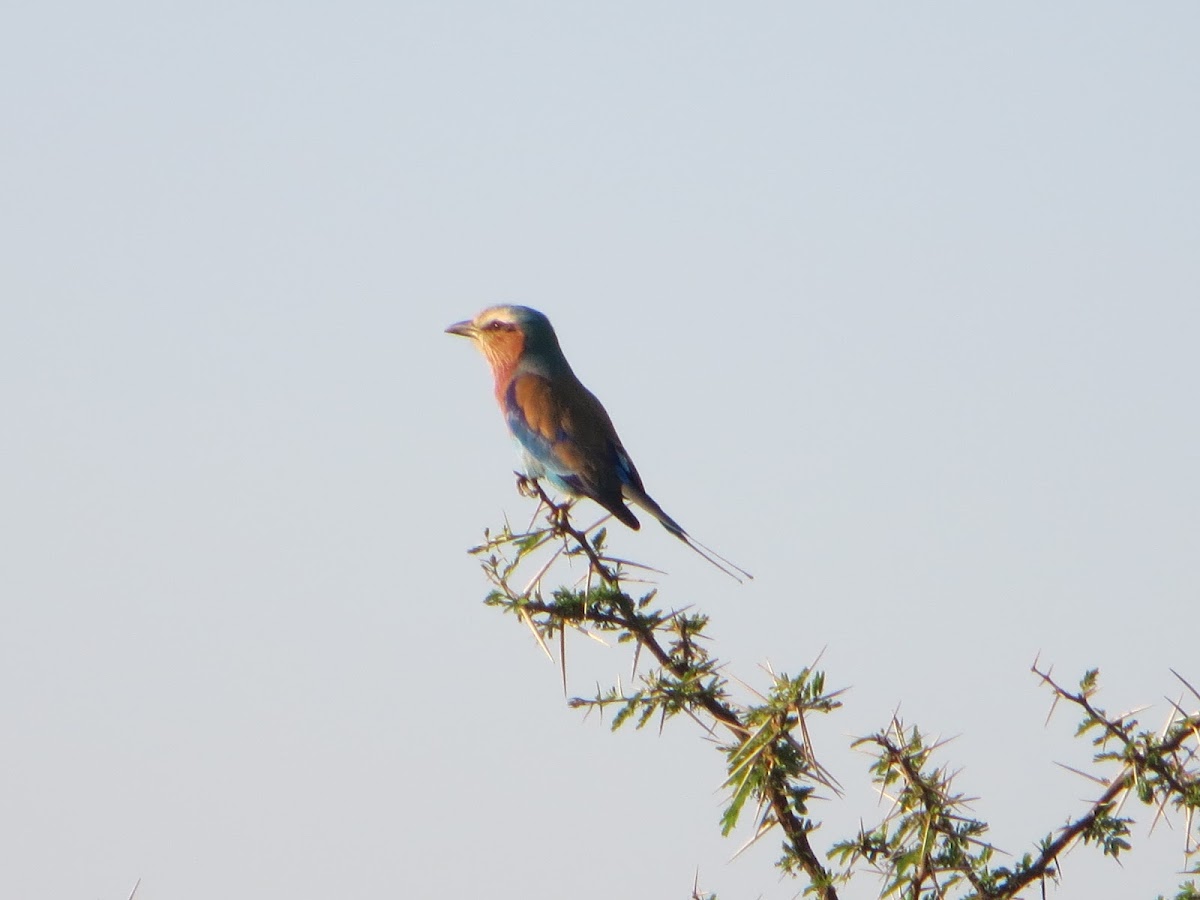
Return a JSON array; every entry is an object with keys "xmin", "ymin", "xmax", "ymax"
[
  {"xmin": 1007, "ymin": 662, "xmax": 1200, "ymax": 898},
  {"xmin": 467, "ymin": 478, "xmax": 1200, "ymax": 900},
  {"xmin": 475, "ymin": 478, "xmax": 842, "ymax": 899}
]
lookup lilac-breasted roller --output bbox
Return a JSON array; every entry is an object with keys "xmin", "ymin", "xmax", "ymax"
[{"xmin": 446, "ymin": 305, "xmax": 751, "ymax": 582}]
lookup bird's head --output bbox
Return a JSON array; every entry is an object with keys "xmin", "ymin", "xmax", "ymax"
[{"xmin": 445, "ymin": 305, "xmax": 564, "ymax": 379}]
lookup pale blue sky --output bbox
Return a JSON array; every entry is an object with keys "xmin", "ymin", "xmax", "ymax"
[{"xmin": 2, "ymin": 3, "xmax": 1197, "ymax": 898}]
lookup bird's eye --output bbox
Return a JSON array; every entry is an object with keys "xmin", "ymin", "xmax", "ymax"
[{"xmin": 487, "ymin": 321, "xmax": 510, "ymax": 331}]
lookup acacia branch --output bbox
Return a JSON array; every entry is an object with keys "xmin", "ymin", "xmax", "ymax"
[
  {"xmin": 471, "ymin": 484, "xmax": 1198, "ymax": 900},
  {"xmin": 994, "ymin": 663, "xmax": 1200, "ymax": 898},
  {"xmin": 500, "ymin": 481, "xmax": 839, "ymax": 900}
]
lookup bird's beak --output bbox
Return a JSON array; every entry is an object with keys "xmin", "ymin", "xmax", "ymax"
[{"xmin": 445, "ymin": 319, "xmax": 478, "ymax": 339}]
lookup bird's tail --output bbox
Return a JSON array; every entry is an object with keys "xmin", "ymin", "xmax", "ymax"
[{"xmin": 623, "ymin": 486, "xmax": 753, "ymax": 583}]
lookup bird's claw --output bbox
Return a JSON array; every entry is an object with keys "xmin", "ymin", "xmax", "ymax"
[
  {"xmin": 514, "ymin": 473, "xmax": 538, "ymax": 498},
  {"xmin": 514, "ymin": 473, "xmax": 575, "ymax": 525}
]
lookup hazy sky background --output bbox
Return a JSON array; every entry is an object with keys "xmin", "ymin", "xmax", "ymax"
[{"xmin": 3, "ymin": 3, "xmax": 1197, "ymax": 898}]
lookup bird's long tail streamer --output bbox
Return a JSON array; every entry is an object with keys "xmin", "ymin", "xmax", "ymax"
[{"xmin": 675, "ymin": 532, "xmax": 753, "ymax": 583}]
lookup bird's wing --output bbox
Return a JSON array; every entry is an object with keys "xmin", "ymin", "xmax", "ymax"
[
  {"xmin": 504, "ymin": 373, "xmax": 641, "ymax": 529},
  {"xmin": 506, "ymin": 375, "xmax": 752, "ymax": 582}
]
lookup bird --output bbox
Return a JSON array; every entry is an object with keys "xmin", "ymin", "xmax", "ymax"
[{"xmin": 446, "ymin": 304, "xmax": 751, "ymax": 582}]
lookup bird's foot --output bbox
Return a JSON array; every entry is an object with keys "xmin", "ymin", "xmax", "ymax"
[
  {"xmin": 514, "ymin": 472, "xmax": 539, "ymax": 499},
  {"xmin": 514, "ymin": 472, "xmax": 579, "ymax": 537}
]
